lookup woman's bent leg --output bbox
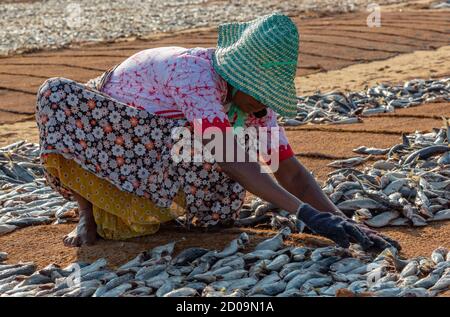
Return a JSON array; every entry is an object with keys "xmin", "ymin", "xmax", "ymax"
[{"xmin": 63, "ymin": 192, "xmax": 97, "ymax": 247}]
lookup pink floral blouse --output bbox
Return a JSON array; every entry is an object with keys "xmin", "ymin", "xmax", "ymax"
[{"xmin": 102, "ymin": 46, "xmax": 294, "ymax": 162}]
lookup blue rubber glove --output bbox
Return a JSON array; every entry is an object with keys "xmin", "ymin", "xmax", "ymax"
[{"xmin": 296, "ymin": 203, "xmax": 373, "ymax": 249}]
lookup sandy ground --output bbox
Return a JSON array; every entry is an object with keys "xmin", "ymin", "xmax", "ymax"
[
  {"xmin": 0, "ymin": 6, "xmax": 449, "ymax": 285},
  {"xmin": 296, "ymin": 46, "xmax": 450, "ymax": 95}
]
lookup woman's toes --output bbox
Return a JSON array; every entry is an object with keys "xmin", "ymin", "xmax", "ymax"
[
  {"xmin": 63, "ymin": 228, "xmax": 82, "ymax": 247},
  {"xmin": 63, "ymin": 235, "xmax": 76, "ymax": 247}
]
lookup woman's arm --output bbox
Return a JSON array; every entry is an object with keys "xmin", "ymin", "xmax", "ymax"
[
  {"xmin": 205, "ymin": 130, "xmax": 302, "ymax": 214},
  {"xmin": 274, "ymin": 156, "xmax": 345, "ymax": 216},
  {"xmin": 219, "ymin": 160, "xmax": 301, "ymax": 214},
  {"xmin": 273, "ymin": 156, "xmax": 401, "ymax": 250}
]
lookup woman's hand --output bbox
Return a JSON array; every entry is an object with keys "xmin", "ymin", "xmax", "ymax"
[
  {"xmin": 297, "ymin": 203, "xmax": 402, "ymax": 251},
  {"xmin": 348, "ymin": 220, "xmax": 402, "ymax": 251},
  {"xmin": 296, "ymin": 203, "xmax": 373, "ymax": 249}
]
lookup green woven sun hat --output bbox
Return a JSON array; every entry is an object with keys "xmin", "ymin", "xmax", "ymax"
[{"xmin": 212, "ymin": 12, "xmax": 299, "ymax": 118}]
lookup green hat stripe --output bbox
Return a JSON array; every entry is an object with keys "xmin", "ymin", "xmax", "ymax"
[
  {"xmin": 219, "ymin": 58, "xmax": 295, "ymax": 114},
  {"xmin": 257, "ymin": 18, "xmax": 298, "ymax": 59},
  {"xmin": 218, "ymin": 58, "xmax": 293, "ymax": 113},
  {"xmin": 221, "ymin": 56, "xmax": 294, "ymax": 107},
  {"xmin": 222, "ymin": 27, "xmax": 295, "ymax": 104},
  {"xmin": 251, "ymin": 26, "xmax": 298, "ymax": 71},
  {"xmin": 246, "ymin": 35, "xmax": 296, "ymax": 81},
  {"xmin": 213, "ymin": 13, "xmax": 299, "ymax": 117},
  {"xmin": 223, "ymin": 40, "xmax": 296, "ymax": 106}
]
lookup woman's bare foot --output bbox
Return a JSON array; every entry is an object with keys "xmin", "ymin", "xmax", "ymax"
[{"xmin": 63, "ymin": 193, "xmax": 98, "ymax": 247}]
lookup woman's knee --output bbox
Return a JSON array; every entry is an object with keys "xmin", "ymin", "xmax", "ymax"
[
  {"xmin": 37, "ymin": 77, "xmax": 73, "ymax": 97},
  {"xmin": 36, "ymin": 77, "xmax": 75, "ymax": 112}
]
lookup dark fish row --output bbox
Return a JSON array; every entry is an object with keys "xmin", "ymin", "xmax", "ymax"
[
  {"xmin": 1, "ymin": 231, "xmax": 449, "ymax": 297},
  {"xmin": 0, "ymin": 141, "xmax": 78, "ymax": 236},
  {"xmin": 238, "ymin": 123, "xmax": 450, "ymax": 229},
  {"xmin": 325, "ymin": 122, "xmax": 450, "ymax": 227},
  {"xmin": 279, "ymin": 78, "xmax": 450, "ymax": 126}
]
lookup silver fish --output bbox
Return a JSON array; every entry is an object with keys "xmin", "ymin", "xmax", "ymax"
[
  {"xmin": 254, "ymin": 227, "xmax": 290, "ymax": 251},
  {"xmin": 93, "ymin": 273, "xmax": 134, "ymax": 297},
  {"xmin": 320, "ymin": 282, "xmax": 348, "ymax": 296},
  {"xmin": 171, "ymin": 248, "xmax": 209, "ymax": 266},
  {"xmin": 365, "ymin": 211, "xmax": 400, "ymax": 228},
  {"xmin": 327, "ymin": 156, "xmax": 371, "ymax": 168},
  {"xmin": 397, "ymin": 276, "xmax": 419, "ymax": 288},
  {"xmin": 266, "ymin": 254, "xmax": 290, "ymax": 271},
  {"xmin": 215, "ymin": 233, "xmax": 249, "ymax": 259},
  {"xmin": 429, "ymin": 268, "xmax": 450, "ymax": 295},
  {"xmin": 310, "ymin": 246, "xmax": 343, "ymax": 262},
  {"xmin": 347, "ymin": 280, "xmax": 368, "ymax": 293},
  {"xmin": 145, "ymin": 272, "xmax": 170, "ymax": 289},
  {"xmin": 280, "ymin": 263, "xmax": 307, "ymax": 279},
  {"xmin": 290, "ymin": 247, "xmax": 310, "ymax": 262},
  {"xmin": 276, "ymin": 288, "xmax": 303, "ymax": 297},
  {"xmin": 414, "ymin": 272, "xmax": 441, "ymax": 289},
  {"xmin": 156, "ymin": 280, "xmax": 174, "ymax": 297},
  {"xmin": 135, "ymin": 264, "xmax": 167, "ymax": 281},
  {"xmin": 374, "ymin": 288, "xmax": 402, "ymax": 297},
  {"xmin": 373, "ymin": 160, "xmax": 396, "ymax": 171},
  {"xmin": 99, "ymin": 283, "xmax": 133, "ymax": 297},
  {"xmin": 163, "ymin": 287, "xmax": 198, "ymax": 297},
  {"xmin": 151, "ymin": 241, "xmax": 176, "ymax": 259},
  {"xmin": 431, "ymin": 247, "xmax": 448, "ymax": 264},
  {"xmin": 184, "ymin": 282, "xmax": 207, "ymax": 293},
  {"xmin": 286, "ymin": 271, "xmax": 325, "ymax": 290},
  {"xmin": 210, "ymin": 266, "xmax": 233, "ymax": 276},
  {"xmin": 211, "ymin": 255, "xmax": 245, "ymax": 271},
  {"xmin": 227, "ymin": 277, "xmax": 258, "ymax": 291},
  {"xmin": 397, "ymin": 288, "xmax": 430, "ymax": 297},
  {"xmin": 251, "ymin": 280, "xmax": 286, "ymax": 296},
  {"xmin": 430, "ymin": 209, "xmax": 450, "ymax": 221},
  {"xmin": 218, "ymin": 270, "xmax": 248, "ymax": 281},
  {"xmin": 337, "ymin": 198, "xmax": 384, "ymax": 211},
  {"xmin": 202, "ymin": 286, "xmax": 225, "ymax": 297},
  {"xmin": 251, "ymin": 273, "xmax": 281, "ymax": 292},
  {"xmin": 0, "ymin": 263, "xmax": 36, "ymax": 280},
  {"xmin": 0, "ymin": 224, "xmax": 17, "ymax": 235},
  {"xmin": 243, "ymin": 250, "xmax": 277, "ymax": 262},
  {"xmin": 400, "ymin": 260, "xmax": 419, "ymax": 278},
  {"xmin": 353, "ymin": 146, "xmax": 390, "ymax": 156}
]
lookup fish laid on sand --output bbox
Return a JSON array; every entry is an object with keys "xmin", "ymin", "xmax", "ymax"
[
  {"xmin": 279, "ymin": 78, "xmax": 450, "ymax": 126},
  {"xmin": 1, "ymin": 231, "xmax": 449, "ymax": 297},
  {"xmin": 235, "ymin": 120, "xmax": 450, "ymax": 231}
]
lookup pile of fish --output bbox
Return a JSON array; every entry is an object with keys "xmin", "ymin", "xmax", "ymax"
[
  {"xmin": 235, "ymin": 199, "xmax": 306, "ymax": 233},
  {"xmin": 323, "ymin": 123, "xmax": 450, "ymax": 227},
  {"xmin": 431, "ymin": 0, "xmax": 450, "ymax": 9},
  {"xmin": 279, "ymin": 78, "xmax": 450, "ymax": 126},
  {"xmin": 0, "ymin": 141, "xmax": 78, "ymax": 236},
  {"xmin": 240, "ymin": 124, "xmax": 450, "ymax": 229},
  {"xmin": 1, "ymin": 231, "xmax": 449, "ymax": 297}
]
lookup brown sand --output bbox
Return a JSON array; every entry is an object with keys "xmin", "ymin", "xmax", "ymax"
[{"xmin": 0, "ymin": 7, "xmax": 449, "ymax": 281}]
